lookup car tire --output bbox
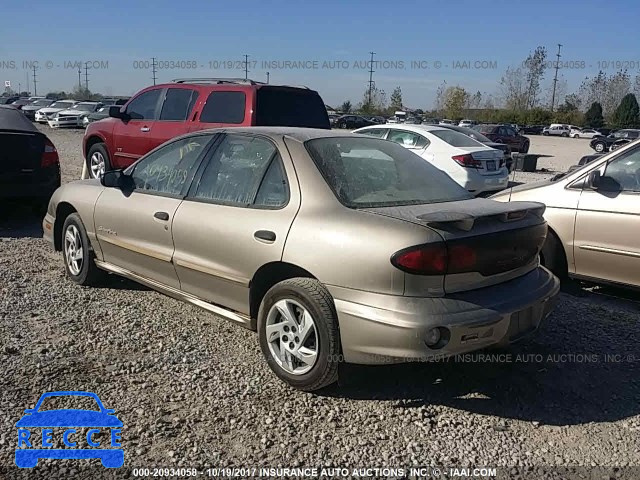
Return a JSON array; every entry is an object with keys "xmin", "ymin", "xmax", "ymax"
[
  {"xmin": 521, "ymin": 141, "xmax": 530, "ymax": 153},
  {"xmin": 561, "ymin": 132, "xmax": 569, "ymax": 137},
  {"xmin": 61, "ymin": 213, "xmax": 105, "ymax": 286},
  {"xmin": 87, "ymin": 143, "xmax": 111, "ymax": 179},
  {"xmin": 540, "ymin": 230, "xmax": 567, "ymax": 279},
  {"xmin": 542, "ymin": 131, "xmax": 549, "ymax": 136},
  {"xmin": 594, "ymin": 142, "xmax": 605, "ymax": 153},
  {"xmin": 258, "ymin": 278, "xmax": 340, "ymax": 391}
]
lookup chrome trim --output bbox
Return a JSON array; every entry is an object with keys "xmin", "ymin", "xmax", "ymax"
[
  {"xmin": 97, "ymin": 234, "xmax": 172, "ymax": 262},
  {"xmin": 94, "ymin": 260, "xmax": 252, "ymax": 328},
  {"xmin": 174, "ymin": 258, "xmax": 249, "ymax": 286},
  {"xmin": 578, "ymin": 245, "xmax": 640, "ymax": 259}
]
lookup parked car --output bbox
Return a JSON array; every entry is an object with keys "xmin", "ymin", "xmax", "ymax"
[
  {"xmin": 21, "ymin": 98, "xmax": 55, "ymax": 120},
  {"xmin": 35, "ymin": 100, "xmax": 78, "ymax": 123},
  {"xmin": 10, "ymin": 98, "xmax": 33, "ymax": 110},
  {"xmin": 43, "ymin": 127, "xmax": 559, "ymax": 390},
  {"xmin": 520, "ymin": 125, "xmax": 545, "ymax": 135},
  {"xmin": 83, "ymin": 78, "xmax": 330, "ymax": 179},
  {"xmin": 590, "ymin": 129, "xmax": 640, "ymax": 153},
  {"xmin": 354, "ymin": 124, "xmax": 508, "ymax": 194},
  {"xmin": 437, "ymin": 124, "xmax": 513, "ymax": 172},
  {"xmin": 542, "ymin": 124, "xmax": 571, "ymax": 137},
  {"xmin": 458, "ymin": 119, "xmax": 477, "ymax": 128},
  {"xmin": 82, "ymin": 105, "xmax": 113, "ymax": 127},
  {"xmin": 48, "ymin": 102, "xmax": 103, "ymax": 128},
  {"xmin": 404, "ymin": 116, "xmax": 422, "ymax": 124},
  {"xmin": 571, "ymin": 127, "xmax": 601, "ymax": 139},
  {"xmin": 492, "ymin": 139, "xmax": 640, "ymax": 290},
  {"xmin": 0, "ymin": 105, "xmax": 60, "ymax": 211},
  {"xmin": 328, "ymin": 114, "xmax": 339, "ymax": 127},
  {"xmin": 0, "ymin": 95, "xmax": 19, "ymax": 105},
  {"xmin": 439, "ymin": 119, "xmax": 454, "ymax": 125},
  {"xmin": 335, "ymin": 115, "xmax": 375, "ymax": 129},
  {"xmin": 610, "ymin": 139, "xmax": 632, "ymax": 151},
  {"xmin": 369, "ymin": 115, "xmax": 386, "ymax": 124},
  {"xmin": 473, "ymin": 124, "xmax": 530, "ymax": 153}
]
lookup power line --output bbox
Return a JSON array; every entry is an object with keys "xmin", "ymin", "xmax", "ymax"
[
  {"xmin": 368, "ymin": 52, "xmax": 376, "ymax": 107},
  {"xmin": 32, "ymin": 65, "xmax": 38, "ymax": 96},
  {"xmin": 151, "ymin": 57, "xmax": 157, "ymax": 85},
  {"xmin": 243, "ymin": 54, "xmax": 250, "ymax": 80},
  {"xmin": 550, "ymin": 44, "xmax": 562, "ymax": 113}
]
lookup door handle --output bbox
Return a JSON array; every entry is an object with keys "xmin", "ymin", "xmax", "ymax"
[
  {"xmin": 154, "ymin": 211, "xmax": 170, "ymax": 221},
  {"xmin": 254, "ymin": 230, "xmax": 276, "ymax": 242},
  {"xmin": 140, "ymin": 126, "xmax": 150, "ymax": 132}
]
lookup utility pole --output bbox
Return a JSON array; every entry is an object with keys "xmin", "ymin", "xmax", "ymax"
[
  {"xmin": 151, "ymin": 57, "xmax": 157, "ymax": 85},
  {"xmin": 367, "ymin": 51, "xmax": 376, "ymax": 108},
  {"xmin": 266, "ymin": 72, "xmax": 269, "ymax": 84},
  {"xmin": 78, "ymin": 68, "xmax": 82, "ymax": 91},
  {"xmin": 18, "ymin": 83, "xmax": 21, "ymax": 94},
  {"xmin": 26, "ymin": 72, "xmax": 29, "ymax": 95},
  {"xmin": 32, "ymin": 66, "xmax": 37, "ymax": 96},
  {"xmin": 84, "ymin": 62, "xmax": 90, "ymax": 91},
  {"xmin": 550, "ymin": 43, "xmax": 562, "ymax": 113},
  {"xmin": 243, "ymin": 54, "xmax": 250, "ymax": 80}
]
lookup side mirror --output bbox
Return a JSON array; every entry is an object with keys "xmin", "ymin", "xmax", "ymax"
[
  {"xmin": 587, "ymin": 170, "xmax": 602, "ymax": 189},
  {"xmin": 101, "ymin": 169, "xmax": 134, "ymax": 190},
  {"xmin": 108, "ymin": 105, "xmax": 127, "ymax": 120}
]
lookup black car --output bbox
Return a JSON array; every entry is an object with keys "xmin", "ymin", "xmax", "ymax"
[
  {"xmin": 0, "ymin": 105, "xmax": 60, "ymax": 211},
  {"xmin": 0, "ymin": 95, "xmax": 19, "ymax": 105},
  {"xmin": 21, "ymin": 98, "xmax": 55, "ymax": 121},
  {"xmin": 520, "ymin": 125, "xmax": 545, "ymax": 135},
  {"xmin": 335, "ymin": 115, "xmax": 375, "ymax": 129},
  {"xmin": 437, "ymin": 123, "xmax": 514, "ymax": 172},
  {"xmin": 590, "ymin": 129, "xmax": 640, "ymax": 153}
]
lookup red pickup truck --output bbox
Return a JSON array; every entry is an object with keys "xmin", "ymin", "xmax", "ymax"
[{"xmin": 82, "ymin": 78, "xmax": 330, "ymax": 178}]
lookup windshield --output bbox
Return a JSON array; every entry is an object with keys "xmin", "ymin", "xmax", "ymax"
[
  {"xmin": 73, "ymin": 103, "xmax": 97, "ymax": 112},
  {"xmin": 31, "ymin": 99, "xmax": 53, "ymax": 106},
  {"xmin": 305, "ymin": 136, "xmax": 472, "ymax": 208},
  {"xmin": 430, "ymin": 129, "xmax": 486, "ymax": 148},
  {"xmin": 51, "ymin": 101, "xmax": 75, "ymax": 109}
]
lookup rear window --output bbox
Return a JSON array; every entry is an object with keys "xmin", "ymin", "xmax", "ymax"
[
  {"xmin": 200, "ymin": 91, "xmax": 246, "ymax": 124},
  {"xmin": 473, "ymin": 125, "xmax": 495, "ymax": 134},
  {"xmin": 430, "ymin": 129, "xmax": 486, "ymax": 148},
  {"xmin": 256, "ymin": 87, "xmax": 330, "ymax": 129},
  {"xmin": 305, "ymin": 136, "xmax": 472, "ymax": 208}
]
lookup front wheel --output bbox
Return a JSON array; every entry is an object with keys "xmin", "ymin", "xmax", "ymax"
[
  {"xmin": 258, "ymin": 278, "xmax": 340, "ymax": 391},
  {"xmin": 62, "ymin": 213, "xmax": 106, "ymax": 286},
  {"xmin": 594, "ymin": 142, "xmax": 605, "ymax": 153},
  {"xmin": 86, "ymin": 143, "xmax": 111, "ymax": 179}
]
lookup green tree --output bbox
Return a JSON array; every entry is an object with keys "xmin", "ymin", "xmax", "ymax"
[
  {"xmin": 390, "ymin": 86, "xmax": 403, "ymax": 110},
  {"xmin": 611, "ymin": 93, "xmax": 640, "ymax": 128},
  {"xmin": 339, "ymin": 100, "xmax": 352, "ymax": 113},
  {"xmin": 584, "ymin": 102, "xmax": 604, "ymax": 128},
  {"xmin": 443, "ymin": 86, "xmax": 469, "ymax": 120}
]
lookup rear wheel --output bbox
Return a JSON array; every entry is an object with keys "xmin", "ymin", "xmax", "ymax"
[
  {"xmin": 258, "ymin": 278, "xmax": 340, "ymax": 391},
  {"xmin": 561, "ymin": 132, "xmax": 569, "ymax": 137},
  {"xmin": 62, "ymin": 213, "xmax": 106, "ymax": 286},
  {"xmin": 540, "ymin": 230, "xmax": 567, "ymax": 279},
  {"xmin": 87, "ymin": 143, "xmax": 111, "ymax": 179},
  {"xmin": 594, "ymin": 142, "xmax": 606, "ymax": 153}
]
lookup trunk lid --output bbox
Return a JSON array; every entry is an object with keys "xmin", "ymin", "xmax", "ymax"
[
  {"xmin": 364, "ymin": 198, "xmax": 547, "ymax": 294},
  {"xmin": 456, "ymin": 146, "xmax": 504, "ymax": 175},
  {"xmin": 0, "ymin": 131, "xmax": 45, "ymax": 175}
]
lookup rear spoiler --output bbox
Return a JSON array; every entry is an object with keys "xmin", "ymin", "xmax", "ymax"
[{"xmin": 416, "ymin": 201, "xmax": 545, "ymax": 232}]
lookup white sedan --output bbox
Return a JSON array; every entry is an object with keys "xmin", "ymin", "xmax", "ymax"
[
  {"xmin": 571, "ymin": 128, "xmax": 602, "ymax": 139},
  {"xmin": 48, "ymin": 102, "xmax": 102, "ymax": 128},
  {"xmin": 354, "ymin": 124, "xmax": 509, "ymax": 195},
  {"xmin": 34, "ymin": 100, "xmax": 77, "ymax": 123}
]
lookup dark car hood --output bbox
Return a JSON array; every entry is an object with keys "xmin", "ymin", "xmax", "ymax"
[{"xmin": 15, "ymin": 409, "xmax": 123, "ymax": 427}]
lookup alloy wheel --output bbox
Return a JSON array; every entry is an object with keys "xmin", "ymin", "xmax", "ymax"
[
  {"xmin": 265, "ymin": 299, "xmax": 319, "ymax": 375},
  {"xmin": 64, "ymin": 225, "xmax": 84, "ymax": 276},
  {"xmin": 90, "ymin": 151, "xmax": 106, "ymax": 179}
]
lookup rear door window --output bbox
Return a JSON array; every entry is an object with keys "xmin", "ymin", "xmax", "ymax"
[
  {"xmin": 159, "ymin": 88, "xmax": 199, "ymax": 121},
  {"xmin": 200, "ymin": 91, "xmax": 246, "ymax": 124},
  {"xmin": 255, "ymin": 87, "xmax": 330, "ymax": 128}
]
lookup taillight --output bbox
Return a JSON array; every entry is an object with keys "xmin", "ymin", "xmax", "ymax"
[
  {"xmin": 41, "ymin": 139, "xmax": 59, "ymax": 167},
  {"xmin": 452, "ymin": 154, "xmax": 482, "ymax": 168},
  {"xmin": 391, "ymin": 243, "xmax": 478, "ymax": 275}
]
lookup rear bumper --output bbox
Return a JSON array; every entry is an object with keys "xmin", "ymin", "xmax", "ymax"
[
  {"xmin": 0, "ymin": 167, "xmax": 60, "ymax": 201},
  {"xmin": 329, "ymin": 266, "xmax": 560, "ymax": 364},
  {"xmin": 456, "ymin": 170, "xmax": 509, "ymax": 194}
]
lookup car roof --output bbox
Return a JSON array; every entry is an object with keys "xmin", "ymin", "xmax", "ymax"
[
  {"xmin": 358, "ymin": 124, "xmax": 449, "ymax": 134},
  {"xmin": 0, "ymin": 105, "xmax": 40, "ymax": 132}
]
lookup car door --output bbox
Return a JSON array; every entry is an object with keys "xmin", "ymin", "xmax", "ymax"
[
  {"xmin": 171, "ymin": 133, "xmax": 300, "ymax": 315},
  {"xmin": 573, "ymin": 145, "xmax": 640, "ymax": 287},
  {"xmin": 147, "ymin": 87, "xmax": 200, "ymax": 151},
  {"xmin": 112, "ymin": 88, "xmax": 163, "ymax": 165},
  {"xmin": 94, "ymin": 134, "xmax": 215, "ymax": 288}
]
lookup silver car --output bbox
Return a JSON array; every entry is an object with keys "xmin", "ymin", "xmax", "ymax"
[{"xmin": 43, "ymin": 128, "xmax": 559, "ymax": 391}]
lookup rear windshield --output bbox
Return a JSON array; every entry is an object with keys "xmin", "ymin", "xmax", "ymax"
[
  {"xmin": 430, "ymin": 129, "xmax": 486, "ymax": 148},
  {"xmin": 256, "ymin": 87, "xmax": 330, "ymax": 129},
  {"xmin": 473, "ymin": 125, "xmax": 494, "ymax": 133},
  {"xmin": 305, "ymin": 136, "xmax": 472, "ymax": 208}
]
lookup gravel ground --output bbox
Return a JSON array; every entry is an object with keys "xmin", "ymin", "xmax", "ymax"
[{"xmin": 0, "ymin": 126, "xmax": 638, "ymax": 479}]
